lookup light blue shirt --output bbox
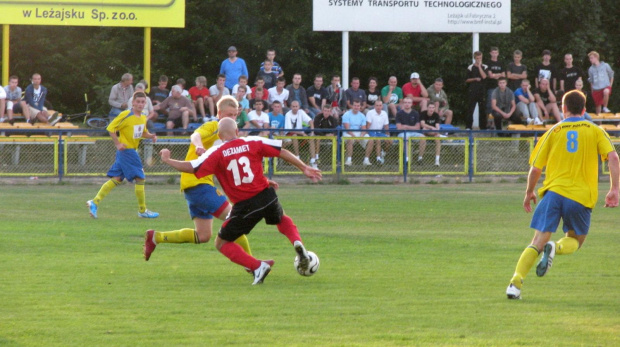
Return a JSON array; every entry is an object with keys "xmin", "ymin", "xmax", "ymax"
[
  {"xmin": 342, "ymin": 110, "xmax": 366, "ymax": 130},
  {"xmin": 220, "ymin": 58, "xmax": 249, "ymax": 90}
]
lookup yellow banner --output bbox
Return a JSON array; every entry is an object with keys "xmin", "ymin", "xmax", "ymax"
[{"xmin": 0, "ymin": 0, "xmax": 185, "ymax": 27}]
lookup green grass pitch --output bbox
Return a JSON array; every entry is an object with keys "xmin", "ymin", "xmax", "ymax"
[{"xmin": 0, "ymin": 183, "xmax": 618, "ymax": 346}]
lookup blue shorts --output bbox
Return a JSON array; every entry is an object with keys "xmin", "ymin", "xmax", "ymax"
[
  {"xmin": 530, "ymin": 191, "xmax": 591, "ymax": 235},
  {"xmin": 107, "ymin": 149, "xmax": 145, "ymax": 182},
  {"xmin": 184, "ymin": 184, "xmax": 229, "ymax": 220},
  {"xmin": 367, "ymin": 131, "xmax": 388, "ymax": 137}
]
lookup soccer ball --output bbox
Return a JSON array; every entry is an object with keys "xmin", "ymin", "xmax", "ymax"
[{"xmin": 294, "ymin": 251, "xmax": 320, "ymax": 276}]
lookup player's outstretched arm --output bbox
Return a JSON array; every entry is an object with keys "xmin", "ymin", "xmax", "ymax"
[
  {"xmin": 523, "ymin": 166, "xmax": 542, "ymax": 213},
  {"xmin": 159, "ymin": 149, "xmax": 195, "ymax": 173},
  {"xmin": 605, "ymin": 151, "xmax": 620, "ymax": 208},
  {"xmin": 279, "ymin": 148, "xmax": 322, "ymax": 182}
]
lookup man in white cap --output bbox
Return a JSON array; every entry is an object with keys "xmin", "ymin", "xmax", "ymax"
[
  {"xmin": 402, "ymin": 72, "xmax": 429, "ymax": 112},
  {"xmin": 220, "ymin": 46, "xmax": 249, "ymax": 92}
]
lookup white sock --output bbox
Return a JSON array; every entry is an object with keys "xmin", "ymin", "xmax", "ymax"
[
  {"xmin": 376, "ymin": 156, "xmax": 381, "ymax": 160},
  {"xmin": 310, "ymin": 158, "xmax": 315, "ymax": 164},
  {"xmin": 346, "ymin": 157, "xmax": 351, "ymax": 161},
  {"xmin": 418, "ymin": 156, "xmax": 423, "ymax": 160}
]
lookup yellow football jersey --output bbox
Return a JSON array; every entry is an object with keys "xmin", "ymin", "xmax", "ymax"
[
  {"xmin": 180, "ymin": 121, "xmax": 220, "ymax": 191},
  {"xmin": 106, "ymin": 110, "xmax": 148, "ymax": 149},
  {"xmin": 530, "ymin": 118, "xmax": 615, "ymax": 208}
]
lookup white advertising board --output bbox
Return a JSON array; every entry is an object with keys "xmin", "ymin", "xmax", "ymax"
[{"xmin": 313, "ymin": 0, "xmax": 510, "ymax": 33}]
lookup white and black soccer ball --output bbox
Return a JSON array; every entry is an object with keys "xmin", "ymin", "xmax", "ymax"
[{"xmin": 294, "ymin": 251, "xmax": 320, "ymax": 276}]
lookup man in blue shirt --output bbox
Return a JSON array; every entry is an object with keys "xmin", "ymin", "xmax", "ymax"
[
  {"xmin": 22, "ymin": 73, "xmax": 51, "ymax": 124},
  {"xmin": 342, "ymin": 100, "xmax": 369, "ymax": 166},
  {"xmin": 268, "ymin": 101, "xmax": 286, "ymax": 136},
  {"xmin": 220, "ymin": 46, "xmax": 249, "ymax": 91}
]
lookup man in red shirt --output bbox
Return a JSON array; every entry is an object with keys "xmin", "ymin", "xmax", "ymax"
[
  {"xmin": 402, "ymin": 72, "xmax": 429, "ymax": 111},
  {"xmin": 159, "ymin": 118, "xmax": 322, "ymax": 285}
]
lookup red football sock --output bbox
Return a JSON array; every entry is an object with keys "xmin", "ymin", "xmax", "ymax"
[
  {"xmin": 277, "ymin": 215, "xmax": 302, "ymax": 245},
  {"xmin": 219, "ymin": 242, "xmax": 261, "ymax": 270}
]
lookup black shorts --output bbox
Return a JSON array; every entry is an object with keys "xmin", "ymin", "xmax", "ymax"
[
  {"xmin": 168, "ymin": 117, "xmax": 184, "ymax": 128},
  {"xmin": 218, "ymin": 187, "xmax": 283, "ymax": 242}
]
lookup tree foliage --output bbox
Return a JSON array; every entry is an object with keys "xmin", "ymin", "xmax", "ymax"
[{"xmin": 1, "ymin": 0, "xmax": 619, "ymax": 120}]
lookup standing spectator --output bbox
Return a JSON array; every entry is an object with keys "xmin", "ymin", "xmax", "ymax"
[
  {"xmin": 260, "ymin": 49, "xmax": 284, "ymax": 77},
  {"xmin": 506, "ymin": 90, "xmax": 619, "ymax": 300},
  {"xmin": 395, "ymin": 97, "xmax": 425, "ymax": 162},
  {"xmin": 514, "ymin": 79, "xmax": 541, "ymax": 125},
  {"xmin": 491, "ymin": 77, "xmax": 518, "ymax": 134},
  {"xmin": 506, "ymin": 50, "xmax": 527, "ymax": 93},
  {"xmin": 342, "ymin": 100, "xmax": 369, "ymax": 166},
  {"xmin": 365, "ymin": 77, "xmax": 382, "ymax": 113},
  {"xmin": 364, "ymin": 100, "xmax": 390, "ymax": 165},
  {"xmin": 268, "ymin": 77, "xmax": 290, "ymax": 111},
  {"xmin": 286, "ymin": 73, "xmax": 310, "ymax": 115},
  {"xmin": 268, "ymin": 100, "xmax": 286, "ymax": 136},
  {"xmin": 534, "ymin": 49, "xmax": 558, "ymax": 91},
  {"xmin": 326, "ymin": 75, "xmax": 346, "ymax": 120},
  {"xmin": 284, "ymin": 100, "xmax": 315, "ymax": 165},
  {"xmin": 559, "ymin": 53, "xmax": 584, "ymax": 93},
  {"xmin": 534, "ymin": 78, "xmax": 563, "ymax": 123},
  {"xmin": 188, "ymin": 76, "xmax": 215, "ymax": 120},
  {"xmin": 256, "ymin": 60, "xmax": 278, "ymax": 90},
  {"xmin": 345, "ymin": 77, "xmax": 367, "ymax": 110},
  {"xmin": 21, "ymin": 73, "xmax": 51, "ymax": 124},
  {"xmin": 420, "ymin": 103, "xmax": 443, "ymax": 166},
  {"xmin": 382, "ymin": 76, "xmax": 404, "ymax": 120},
  {"xmin": 150, "ymin": 75, "xmax": 169, "ymax": 108},
  {"xmin": 2, "ymin": 75, "xmax": 22, "ymax": 124},
  {"xmin": 251, "ymin": 77, "xmax": 270, "ymax": 102},
  {"xmin": 220, "ymin": 46, "xmax": 249, "ymax": 91},
  {"xmin": 231, "ymin": 75, "xmax": 251, "ymax": 99},
  {"xmin": 158, "ymin": 117, "xmax": 321, "ymax": 286},
  {"xmin": 108, "ymin": 73, "xmax": 134, "ymax": 119},
  {"xmin": 306, "ymin": 74, "xmax": 328, "ymax": 118},
  {"xmin": 245, "ymin": 99, "xmax": 269, "ymax": 137},
  {"xmin": 209, "ymin": 74, "xmax": 231, "ymax": 106},
  {"xmin": 87, "ymin": 92, "xmax": 159, "ymax": 219},
  {"xmin": 466, "ymin": 51, "xmax": 488, "ymax": 130},
  {"xmin": 153, "ymin": 85, "xmax": 197, "ymax": 134},
  {"xmin": 485, "ymin": 47, "xmax": 506, "ymax": 116},
  {"xmin": 587, "ymin": 51, "xmax": 614, "ymax": 114},
  {"xmin": 427, "ymin": 78, "xmax": 453, "ymax": 125},
  {"xmin": 402, "ymin": 72, "xmax": 429, "ymax": 111}
]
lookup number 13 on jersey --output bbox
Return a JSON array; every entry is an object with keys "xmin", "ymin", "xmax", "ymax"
[{"xmin": 227, "ymin": 156, "xmax": 255, "ymax": 186}]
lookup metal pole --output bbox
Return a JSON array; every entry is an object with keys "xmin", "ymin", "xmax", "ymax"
[
  {"xmin": 144, "ymin": 28, "xmax": 151, "ymax": 93},
  {"xmin": 342, "ymin": 31, "xmax": 349, "ymax": 90},
  {"xmin": 2, "ymin": 25, "xmax": 9, "ymax": 86}
]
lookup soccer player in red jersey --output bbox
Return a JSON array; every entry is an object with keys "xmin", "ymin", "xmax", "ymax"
[{"xmin": 159, "ymin": 117, "xmax": 322, "ymax": 285}]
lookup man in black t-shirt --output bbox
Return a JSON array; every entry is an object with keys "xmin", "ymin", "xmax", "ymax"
[
  {"xmin": 306, "ymin": 74, "xmax": 329, "ymax": 119},
  {"xmin": 559, "ymin": 53, "xmax": 584, "ymax": 93},
  {"xmin": 534, "ymin": 49, "xmax": 558, "ymax": 92},
  {"xmin": 466, "ymin": 51, "xmax": 488, "ymax": 130},
  {"xmin": 420, "ymin": 103, "xmax": 443, "ymax": 166},
  {"xmin": 534, "ymin": 78, "xmax": 562, "ymax": 123}
]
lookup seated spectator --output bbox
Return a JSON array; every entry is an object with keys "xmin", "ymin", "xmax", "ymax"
[
  {"xmin": 244, "ymin": 99, "xmax": 269, "ymax": 136},
  {"xmin": 150, "ymin": 75, "xmax": 169, "ymax": 106},
  {"xmin": 21, "ymin": 73, "xmax": 51, "ymax": 124},
  {"xmin": 514, "ymin": 79, "xmax": 541, "ymax": 125},
  {"xmin": 286, "ymin": 73, "xmax": 310, "ymax": 115},
  {"xmin": 108, "ymin": 73, "xmax": 134, "ymax": 118},
  {"xmin": 235, "ymin": 104, "xmax": 250, "ymax": 135},
  {"xmin": 420, "ymin": 104, "xmax": 443, "ymax": 166},
  {"xmin": 250, "ymin": 77, "xmax": 270, "ymax": 101},
  {"xmin": 188, "ymin": 76, "xmax": 215, "ymax": 120},
  {"xmin": 364, "ymin": 100, "xmax": 390, "ymax": 165},
  {"xmin": 256, "ymin": 60, "xmax": 278, "ymax": 90},
  {"xmin": 249, "ymin": 87, "xmax": 267, "ymax": 110},
  {"xmin": 534, "ymin": 78, "xmax": 562, "ymax": 122},
  {"xmin": 284, "ymin": 100, "xmax": 315, "ymax": 165},
  {"xmin": 314, "ymin": 104, "xmax": 338, "ymax": 136},
  {"xmin": 306, "ymin": 74, "xmax": 328, "ymax": 118},
  {"xmin": 402, "ymin": 72, "xmax": 429, "ymax": 111},
  {"xmin": 365, "ymin": 77, "xmax": 381, "ymax": 114},
  {"xmin": 491, "ymin": 77, "xmax": 519, "ymax": 134},
  {"xmin": 231, "ymin": 75, "xmax": 251, "ymax": 99},
  {"xmin": 169, "ymin": 78, "xmax": 190, "ymax": 99},
  {"xmin": 395, "ymin": 97, "xmax": 425, "ymax": 162},
  {"xmin": 268, "ymin": 100, "xmax": 286, "ymax": 136},
  {"xmin": 209, "ymin": 74, "xmax": 230, "ymax": 106},
  {"xmin": 342, "ymin": 100, "xmax": 369, "ymax": 166},
  {"xmin": 260, "ymin": 49, "xmax": 284, "ymax": 77},
  {"xmin": 326, "ymin": 75, "xmax": 346, "ymax": 121},
  {"xmin": 128, "ymin": 82, "xmax": 158, "ymax": 132},
  {"xmin": 153, "ymin": 85, "xmax": 197, "ymax": 135},
  {"xmin": 2, "ymin": 75, "xmax": 22, "ymax": 124},
  {"xmin": 574, "ymin": 79, "xmax": 595, "ymax": 115},
  {"xmin": 235, "ymin": 85, "xmax": 251, "ymax": 114},
  {"xmin": 382, "ymin": 76, "xmax": 404, "ymax": 121},
  {"xmin": 268, "ymin": 77, "xmax": 290, "ymax": 111},
  {"xmin": 426, "ymin": 78, "xmax": 453, "ymax": 125},
  {"xmin": 345, "ymin": 77, "xmax": 367, "ymax": 110}
]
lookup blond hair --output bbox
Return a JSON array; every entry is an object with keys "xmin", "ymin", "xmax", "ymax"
[
  {"xmin": 588, "ymin": 51, "xmax": 600, "ymax": 60},
  {"xmin": 217, "ymin": 95, "xmax": 239, "ymax": 112}
]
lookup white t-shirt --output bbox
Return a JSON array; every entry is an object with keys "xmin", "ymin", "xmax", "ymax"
[
  {"xmin": 366, "ymin": 109, "xmax": 389, "ymax": 130},
  {"xmin": 0, "ymin": 86, "xmax": 5, "ymax": 99},
  {"xmin": 209, "ymin": 85, "xmax": 231, "ymax": 97},
  {"xmin": 268, "ymin": 87, "xmax": 289, "ymax": 106},
  {"xmin": 232, "ymin": 84, "xmax": 251, "ymax": 99},
  {"xmin": 285, "ymin": 110, "xmax": 312, "ymax": 130},
  {"xmin": 247, "ymin": 110, "xmax": 269, "ymax": 129}
]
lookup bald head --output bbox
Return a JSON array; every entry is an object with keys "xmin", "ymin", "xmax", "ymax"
[{"xmin": 218, "ymin": 117, "xmax": 238, "ymax": 141}]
